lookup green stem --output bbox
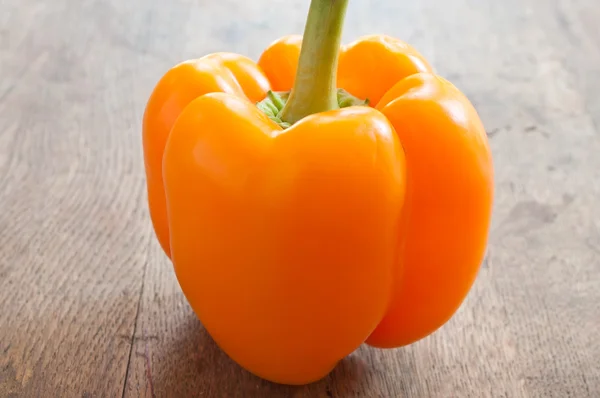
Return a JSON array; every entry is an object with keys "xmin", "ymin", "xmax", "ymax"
[{"xmin": 279, "ymin": 0, "xmax": 349, "ymax": 124}]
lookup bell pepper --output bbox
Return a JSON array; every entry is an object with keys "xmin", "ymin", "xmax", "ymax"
[{"xmin": 142, "ymin": 0, "xmax": 493, "ymax": 386}]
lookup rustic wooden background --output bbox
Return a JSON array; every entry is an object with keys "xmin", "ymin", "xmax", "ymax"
[{"xmin": 1, "ymin": 0, "xmax": 599, "ymax": 396}]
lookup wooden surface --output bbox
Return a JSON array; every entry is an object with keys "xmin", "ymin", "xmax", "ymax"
[{"xmin": 1, "ymin": 0, "xmax": 599, "ymax": 396}]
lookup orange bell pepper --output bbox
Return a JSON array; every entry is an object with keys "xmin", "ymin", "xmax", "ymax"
[{"xmin": 142, "ymin": 0, "xmax": 493, "ymax": 385}]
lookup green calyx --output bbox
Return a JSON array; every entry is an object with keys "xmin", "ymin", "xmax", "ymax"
[
  {"xmin": 337, "ymin": 88, "xmax": 370, "ymax": 108},
  {"xmin": 256, "ymin": 91, "xmax": 291, "ymax": 129},
  {"xmin": 257, "ymin": 89, "xmax": 369, "ymax": 129}
]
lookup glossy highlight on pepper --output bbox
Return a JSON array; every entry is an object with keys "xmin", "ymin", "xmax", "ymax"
[{"xmin": 142, "ymin": 0, "xmax": 493, "ymax": 386}]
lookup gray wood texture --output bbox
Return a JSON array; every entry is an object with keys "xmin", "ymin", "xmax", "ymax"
[{"xmin": 1, "ymin": 0, "xmax": 599, "ymax": 396}]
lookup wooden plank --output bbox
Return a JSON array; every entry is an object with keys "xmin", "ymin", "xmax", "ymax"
[
  {"xmin": 0, "ymin": 0, "xmax": 158, "ymax": 396},
  {"xmin": 1, "ymin": 0, "xmax": 598, "ymax": 396}
]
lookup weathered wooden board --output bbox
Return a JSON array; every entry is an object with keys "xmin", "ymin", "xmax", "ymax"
[{"xmin": 1, "ymin": 0, "xmax": 598, "ymax": 396}]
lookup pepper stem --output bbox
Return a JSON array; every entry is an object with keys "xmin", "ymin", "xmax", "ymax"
[{"xmin": 279, "ymin": 0, "xmax": 349, "ymax": 124}]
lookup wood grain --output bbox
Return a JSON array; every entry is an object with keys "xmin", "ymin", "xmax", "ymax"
[{"xmin": 1, "ymin": 0, "xmax": 599, "ymax": 396}]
